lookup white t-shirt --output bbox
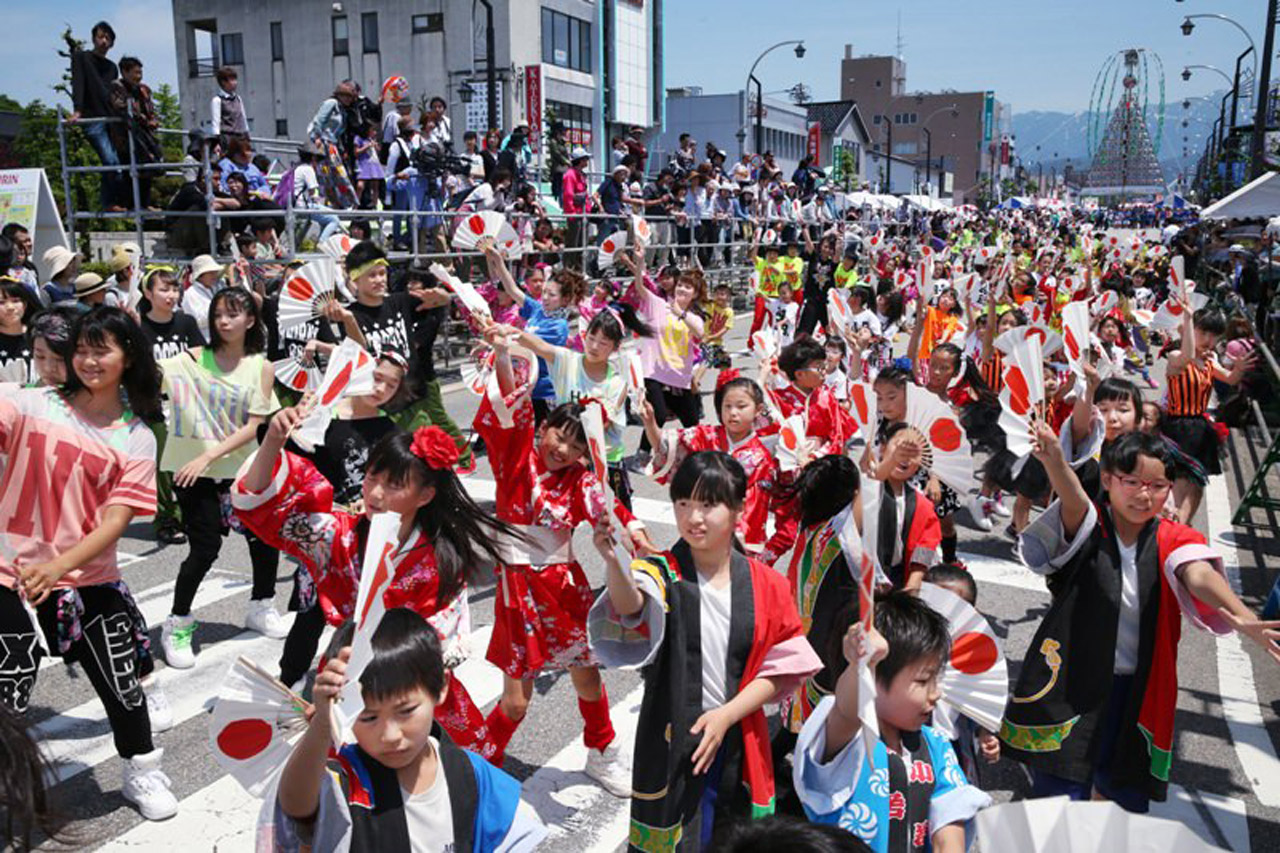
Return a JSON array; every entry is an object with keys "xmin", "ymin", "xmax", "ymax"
[
  {"xmin": 849, "ymin": 308, "xmax": 882, "ymax": 337},
  {"xmin": 293, "ymin": 163, "xmax": 321, "ymax": 208},
  {"xmin": 182, "ymin": 281, "xmax": 217, "ymax": 338},
  {"xmin": 400, "ymin": 738, "xmax": 456, "ymax": 853},
  {"xmin": 699, "ymin": 574, "xmax": 733, "ymax": 711},
  {"xmin": 1114, "ymin": 539, "xmax": 1141, "ymax": 675}
]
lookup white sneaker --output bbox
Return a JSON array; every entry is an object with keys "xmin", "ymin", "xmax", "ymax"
[
  {"xmin": 160, "ymin": 615, "xmax": 196, "ymax": 669},
  {"xmin": 121, "ymin": 748, "xmax": 178, "ymax": 821},
  {"xmin": 967, "ymin": 497, "xmax": 993, "ymax": 532},
  {"xmin": 988, "ymin": 498, "xmax": 1012, "ymax": 518},
  {"xmin": 245, "ymin": 599, "xmax": 288, "ymax": 639},
  {"xmin": 143, "ymin": 677, "xmax": 173, "ymax": 733},
  {"xmin": 584, "ymin": 741, "xmax": 632, "ymax": 798}
]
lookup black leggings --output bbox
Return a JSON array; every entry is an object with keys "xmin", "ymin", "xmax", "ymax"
[
  {"xmin": 278, "ymin": 603, "xmax": 327, "ymax": 687},
  {"xmin": 0, "ymin": 585, "xmax": 153, "ymax": 758},
  {"xmin": 172, "ymin": 478, "xmax": 279, "ymax": 616},
  {"xmin": 638, "ymin": 378, "xmax": 702, "ymax": 453}
]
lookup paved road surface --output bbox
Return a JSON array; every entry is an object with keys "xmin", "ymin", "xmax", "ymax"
[{"xmin": 25, "ymin": 320, "xmax": 1280, "ymax": 852}]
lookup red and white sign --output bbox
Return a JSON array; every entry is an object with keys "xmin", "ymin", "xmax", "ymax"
[
  {"xmin": 525, "ymin": 64, "xmax": 543, "ymax": 154},
  {"xmin": 807, "ymin": 122, "xmax": 822, "ymax": 167}
]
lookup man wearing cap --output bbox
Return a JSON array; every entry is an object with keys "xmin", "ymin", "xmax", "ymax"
[
  {"xmin": 183, "ymin": 255, "xmax": 225, "ymax": 339},
  {"xmin": 561, "ymin": 148, "xmax": 594, "ymax": 271},
  {"xmin": 597, "ymin": 164, "xmax": 630, "ymax": 255},
  {"xmin": 41, "ymin": 246, "xmax": 81, "ymax": 307}
]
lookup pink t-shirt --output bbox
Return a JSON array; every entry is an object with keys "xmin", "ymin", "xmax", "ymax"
[{"xmin": 0, "ymin": 387, "xmax": 157, "ymax": 590}]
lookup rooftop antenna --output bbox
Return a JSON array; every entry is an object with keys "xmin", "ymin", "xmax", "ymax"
[{"xmin": 896, "ymin": 11, "xmax": 905, "ymax": 60}]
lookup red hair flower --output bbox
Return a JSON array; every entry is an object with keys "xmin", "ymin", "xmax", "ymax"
[
  {"xmin": 410, "ymin": 426, "xmax": 461, "ymax": 471},
  {"xmin": 715, "ymin": 368, "xmax": 742, "ymax": 391}
]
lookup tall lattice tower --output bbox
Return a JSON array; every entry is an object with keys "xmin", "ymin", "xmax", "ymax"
[{"xmin": 1085, "ymin": 49, "xmax": 1166, "ymax": 197}]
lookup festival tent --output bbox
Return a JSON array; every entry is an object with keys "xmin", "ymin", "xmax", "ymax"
[{"xmin": 1200, "ymin": 171, "xmax": 1280, "ymax": 221}]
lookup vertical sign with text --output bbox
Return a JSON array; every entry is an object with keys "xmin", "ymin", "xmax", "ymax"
[
  {"xmin": 525, "ymin": 65, "xmax": 543, "ymax": 154},
  {"xmin": 807, "ymin": 122, "xmax": 822, "ymax": 167}
]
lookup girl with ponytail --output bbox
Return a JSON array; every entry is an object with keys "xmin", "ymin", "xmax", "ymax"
[{"xmin": 234, "ymin": 410, "xmax": 521, "ymax": 762}]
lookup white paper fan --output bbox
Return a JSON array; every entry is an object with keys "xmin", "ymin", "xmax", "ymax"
[
  {"xmin": 847, "ymin": 380, "xmax": 876, "ymax": 447},
  {"xmin": 597, "ymin": 230, "xmax": 629, "ymax": 269},
  {"xmin": 1061, "ymin": 301, "xmax": 1091, "ymax": 380},
  {"xmin": 761, "ymin": 228, "xmax": 778, "ymax": 246},
  {"xmin": 827, "ymin": 288, "xmax": 852, "ymax": 338},
  {"xmin": 272, "ymin": 355, "xmax": 322, "ymax": 394},
  {"xmin": 836, "ymin": 498, "xmax": 880, "ymax": 764},
  {"xmin": 750, "ymin": 326, "xmax": 780, "ymax": 362},
  {"xmin": 336, "ymin": 512, "xmax": 402, "ymax": 730},
  {"xmin": 994, "ymin": 324, "xmax": 1063, "ymax": 359},
  {"xmin": 998, "ymin": 332, "xmax": 1045, "ymax": 458},
  {"xmin": 976, "ymin": 797, "xmax": 1214, "ymax": 853},
  {"xmin": 867, "ymin": 231, "xmax": 883, "ymax": 251},
  {"xmin": 776, "ymin": 414, "xmax": 814, "ymax": 473},
  {"xmin": 293, "ymin": 340, "xmax": 376, "ymax": 449},
  {"xmin": 1091, "ymin": 289, "xmax": 1120, "ymax": 318},
  {"xmin": 624, "ymin": 352, "xmax": 646, "ymax": 411},
  {"xmin": 1147, "ymin": 291, "xmax": 1210, "ymax": 332},
  {"xmin": 918, "ymin": 258, "xmax": 935, "ymax": 303},
  {"xmin": 278, "ymin": 260, "xmax": 339, "ymax": 331},
  {"xmin": 460, "ymin": 346, "xmax": 496, "ymax": 397},
  {"xmin": 209, "ymin": 656, "xmax": 309, "ymax": 796},
  {"xmin": 902, "ymin": 384, "xmax": 975, "ymax": 494},
  {"xmin": 452, "ymin": 210, "xmax": 519, "ymax": 258},
  {"xmin": 430, "ymin": 262, "xmax": 492, "ymax": 322},
  {"xmin": 917, "ymin": 582, "xmax": 1008, "ymax": 735},
  {"xmin": 319, "ymin": 233, "xmax": 357, "ymax": 262},
  {"xmin": 631, "ymin": 215, "xmax": 652, "ymax": 247},
  {"xmin": 1168, "ymin": 255, "xmax": 1186, "ymax": 300}
]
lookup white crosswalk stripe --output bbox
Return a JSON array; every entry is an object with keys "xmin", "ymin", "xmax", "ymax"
[{"xmin": 24, "ymin": 474, "xmax": 1272, "ymax": 851}]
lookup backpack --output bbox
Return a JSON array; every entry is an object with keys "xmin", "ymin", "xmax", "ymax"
[{"xmin": 272, "ymin": 166, "xmax": 297, "ymax": 209}]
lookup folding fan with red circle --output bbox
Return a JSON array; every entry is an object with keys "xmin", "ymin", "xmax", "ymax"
[
  {"xmin": 998, "ymin": 333, "xmax": 1046, "ymax": 458},
  {"xmin": 209, "ymin": 656, "xmax": 309, "ymax": 796},
  {"xmin": 452, "ymin": 210, "xmax": 520, "ymax": 257},
  {"xmin": 761, "ymin": 228, "xmax": 779, "ymax": 246},
  {"xmin": 1061, "ymin": 301, "xmax": 1091, "ymax": 381},
  {"xmin": 272, "ymin": 354, "xmax": 323, "ymax": 394},
  {"xmin": 277, "ymin": 259, "xmax": 339, "ymax": 331},
  {"xmin": 319, "ymin": 233, "xmax": 357, "ymax": 263},
  {"xmin": 1147, "ymin": 290, "xmax": 1209, "ymax": 332},
  {"xmin": 848, "ymin": 380, "xmax": 875, "ymax": 447},
  {"xmin": 901, "ymin": 384, "xmax": 975, "ymax": 494},
  {"xmin": 1090, "ymin": 289, "xmax": 1120, "ymax": 318},
  {"xmin": 631, "ymin": 215, "xmax": 652, "ymax": 247},
  {"xmin": 867, "ymin": 231, "xmax": 883, "ymax": 251},
  {"xmin": 597, "ymin": 230, "xmax": 630, "ymax": 269},
  {"xmin": 917, "ymin": 582, "xmax": 1009, "ymax": 738},
  {"xmin": 776, "ymin": 414, "xmax": 816, "ymax": 473},
  {"xmin": 994, "ymin": 324, "xmax": 1063, "ymax": 359},
  {"xmin": 827, "ymin": 288, "xmax": 852, "ymax": 338}
]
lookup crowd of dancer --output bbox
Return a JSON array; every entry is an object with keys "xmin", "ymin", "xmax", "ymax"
[{"xmin": 2, "ymin": 25, "xmax": 1279, "ymax": 853}]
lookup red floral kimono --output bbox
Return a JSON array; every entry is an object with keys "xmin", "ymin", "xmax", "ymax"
[
  {"xmin": 651, "ymin": 424, "xmax": 797, "ymax": 563},
  {"xmin": 232, "ymin": 451, "xmax": 494, "ymax": 760},
  {"xmin": 771, "ymin": 383, "xmax": 857, "ymax": 459},
  {"xmin": 474, "ymin": 383, "xmax": 639, "ymax": 679}
]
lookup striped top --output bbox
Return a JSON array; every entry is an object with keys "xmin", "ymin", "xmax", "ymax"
[{"xmin": 1165, "ymin": 357, "xmax": 1213, "ymax": 417}]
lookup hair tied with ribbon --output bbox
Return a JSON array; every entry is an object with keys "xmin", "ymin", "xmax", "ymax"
[
  {"xmin": 409, "ymin": 426, "xmax": 462, "ymax": 472},
  {"xmin": 715, "ymin": 368, "xmax": 742, "ymax": 391}
]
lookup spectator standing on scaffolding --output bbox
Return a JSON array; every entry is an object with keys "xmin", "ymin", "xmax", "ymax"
[
  {"xmin": 548, "ymin": 123, "xmax": 570, "ymax": 200},
  {"xmin": 380, "ymin": 98, "xmax": 411, "ymax": 165},
  {"xmin": 67, "ymin": 21, "xmax": 123, "ymax": 212},
  {"xmin": 561, "ymin": 148, "xmax": 594, "ymax": 272},
  {"xmin": 498, "ymin": 126, "xmax": 533, "ymax": 190},
  {"xmin": 424, "ymin": 96, "xmax": 452, "ymax": 150},
  {"xmin": 218, "ymin": 138, "xmax": 269, "ymax": 197},
  {"xmin": 307, "ymin": 82, "xmax": 359, "ymax": 209},
  {"xmin": 624, "ymin": 125, "xmax": 648, "ymax": 177},
  {"xmin": 209, "ymin": 66, "xmax": 249, "ymax": 146},
  {"xmin": 107, "ymin": 56, "xmax": 161, "ymax": 212}
]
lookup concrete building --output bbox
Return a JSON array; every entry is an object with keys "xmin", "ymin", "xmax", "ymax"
[
  {"xmin": 839, "ymin": 44, "xmax": 1006, "ymax": 204},
  {"xmin": 650, "ymin": 88, "xmax": 814, "ymax": 176},
  {"xmin": 170, "ymin": 0, "xmax": 664, "ymax": 165}
]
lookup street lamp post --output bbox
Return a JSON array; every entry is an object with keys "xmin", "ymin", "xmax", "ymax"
[
  {"xmin": 477, "ymin": 0, "xmax": 497, "ymax": 133},
  {"xmin": 744, "ymin": 41, "xmax": 806, "ymax": 157},
  {"xmin": 921, "ymin": 127, "xmax": 931, "ymax": 194},
  {"xmin": 1230, "ymin": 47, "xmax": 1255, "ymax": 128},
  {"xmin": 1181, "ymin": 13, "xmax": 1258, "ymax": 100},
  {"xmin": 1250, "ymin": 0, "xmax": 1278, "ymax": 179},
  {"xmin": 916, "ymin": 104, "xmax": 957, "ymax": 199}
]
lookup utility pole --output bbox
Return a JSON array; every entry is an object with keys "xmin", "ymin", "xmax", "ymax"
[{"xmin": 478, "ymin": 0, "xmax": 497, "ymax": 133}]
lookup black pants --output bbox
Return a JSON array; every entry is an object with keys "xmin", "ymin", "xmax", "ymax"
[
  {"xmin": 0, "ymin": 585, "xmax": 153, "ymax": 758},
  {"xmin": 638, "ymin": 378, "xmax": 702, "ymax": 453},
  {"xmin": 797, "ymin": 291, "xmax": 829, "ymax": 339},
  {"xmin": 172, "ymin": 478, "xmax": 279, "ymax": 616},
  {"xmin": 278, "ymin": 603, "xmax": 327, "ymax": 687}
]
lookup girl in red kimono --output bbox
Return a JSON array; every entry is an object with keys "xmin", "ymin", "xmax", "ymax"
[
  {"xmin": 588, "ymin": 451, "xmax": 822, "ymax": 851},
  {"xmin": 474, "ymin": 323, "xmax": 651, "ymax": 793},
  {"xmin": 233, "ymin": 416, "xmax": 515, "ymax": 762},
  {"xmin": 641, "ymin": 371, "xmax": 797, "ymax": 565},
  {"xmin": 771, "ymin": 338, "xmax": 856, "ymax": 458}
]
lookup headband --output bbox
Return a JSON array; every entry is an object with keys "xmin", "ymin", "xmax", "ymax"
[
  {"xmin": 379, "ymin": 349, "xmax": 410, "ymax": 371},
  {"xmin": 142, "ymin": 265, "xmax": 177, "ymax": 288},
  {"xmin": 409, "ymin": 426, "xmax": 461, "ymax": 471},
  {"xmin": 348, "ymin": 258, "xmax": 389, "ymax": 283}
]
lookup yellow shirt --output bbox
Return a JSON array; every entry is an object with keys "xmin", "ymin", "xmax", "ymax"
[
  {"xmin": 754, "ymin": 257, "xmax": 786, "ymax": 298},
  {"xmin": 702, "ymin": 301, "xmax": 735, "ymax": 344}
]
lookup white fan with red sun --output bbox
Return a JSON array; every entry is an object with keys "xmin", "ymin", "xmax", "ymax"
[
  {"xmin": 451, "ymin": 210, "xmax": 521, "ymax": 258},
  {"xmin": 917, "ymin": 582, "xmax": 1009, "ymax": 738},
  {"xmin": 900, "ymin": 384, "xmax": 975, "ymax": 494},
  {"xmin": 209, "ymin": 656, "xmax": 310, "ymax": 796}
]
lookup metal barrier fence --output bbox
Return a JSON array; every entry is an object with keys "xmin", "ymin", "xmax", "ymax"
[{"xmin": 54, "ymin": 109, "xmax": 881, "ymax": 273}]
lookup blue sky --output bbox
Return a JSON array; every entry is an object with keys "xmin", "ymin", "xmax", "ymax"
[{"xmin": 2, "ymin": 0, "xmax": 1259, "ymax": 116}]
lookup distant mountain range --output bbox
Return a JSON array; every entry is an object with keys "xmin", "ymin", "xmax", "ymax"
[{"xmin": 1011, "ymin": 91, "xmax": 1229, "ymax": 183}]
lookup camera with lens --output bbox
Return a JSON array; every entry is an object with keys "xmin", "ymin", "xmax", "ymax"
[{"xmin": 411, "ymin": 143, "xmax": 473, "ymax": 179}]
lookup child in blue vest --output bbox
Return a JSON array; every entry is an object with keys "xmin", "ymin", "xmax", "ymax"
[
  {"xmin": 793, "ymin": 592, "xmax": 990, "ymax": 852},
  {"xmin": 268, "ymin": 608, "xmax": 547, "ymax": 852}
]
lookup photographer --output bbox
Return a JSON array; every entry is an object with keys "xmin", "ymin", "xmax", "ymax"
[{"xmin": 386, "ymin": 115, "xmax": 425, "ymax": 251}]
